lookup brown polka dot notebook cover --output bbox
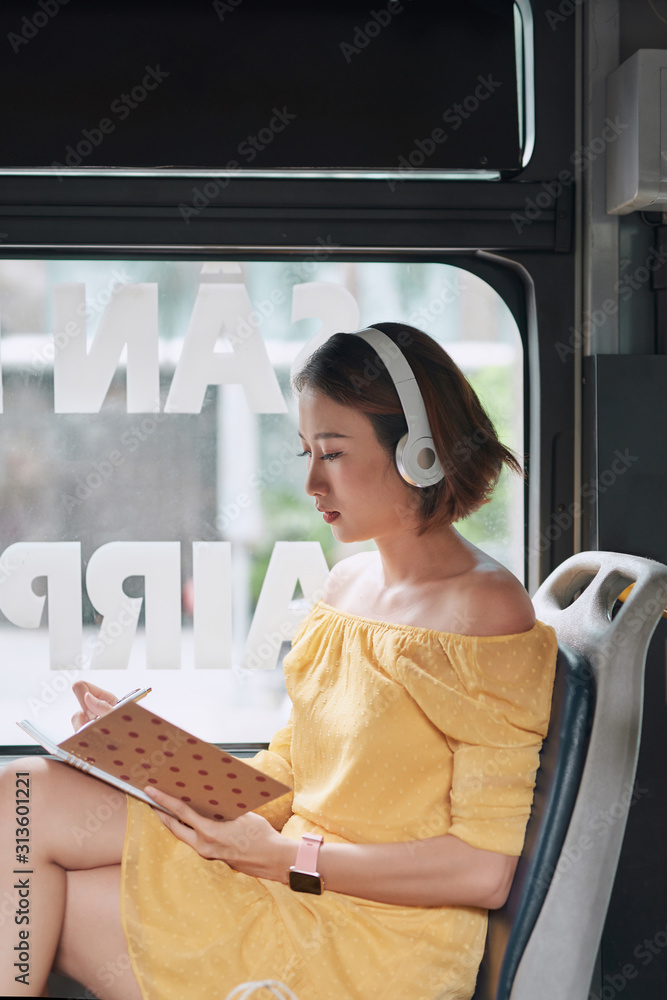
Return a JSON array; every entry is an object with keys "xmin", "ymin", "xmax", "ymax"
[{"xmin": 18, "ymin": 703, "xmax": 291, "ymax": 820}]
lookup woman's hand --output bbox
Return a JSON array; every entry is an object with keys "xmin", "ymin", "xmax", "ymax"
[
  {"xmin": 144, "ymin": 786, "xmax": 297, "ymax": 882},
  {"xmin": 71, "ymin": 680, "xmax": 118, "ymax": 732}
]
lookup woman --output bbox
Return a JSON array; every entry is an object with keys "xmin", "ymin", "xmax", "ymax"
[{"xmin": 0, "ymin": 322, "xmax": 557, "ymax": 1000}]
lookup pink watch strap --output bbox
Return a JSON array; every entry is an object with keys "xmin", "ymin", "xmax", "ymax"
[{"xmin": 294, "ymin": 833, "xmax": 323, "ymax": 872}]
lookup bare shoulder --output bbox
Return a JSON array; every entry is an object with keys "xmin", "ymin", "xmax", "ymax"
[
  {"xmin": 451, "ymin": 561, "xmax": 536, "ymax": 637},
  {"xmin": 321, "ymin": 551, "xmax": 376, "ymax": 605},
  {"xmin": 319, "ymin": 545, "xmax": 535, "ymax": 638}
]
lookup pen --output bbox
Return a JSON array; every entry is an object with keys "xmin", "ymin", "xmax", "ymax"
[{"xmin": 114, "ymin": 687, "xmax": 152, "ymax": 708}]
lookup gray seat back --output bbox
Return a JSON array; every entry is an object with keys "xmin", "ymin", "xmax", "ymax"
[
  {"xmin": 506, "ymin": 551, "xmax": 667, "ymax": 1000},
  {"xmin": 473, "ymin": 641, "xmax": 594, "ymax": 1000}
]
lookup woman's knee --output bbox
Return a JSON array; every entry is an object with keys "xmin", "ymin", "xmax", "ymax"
[
  {"xmin": 1, "ymin": 758, "xmax": 73, "ymax": 853},
  {"xmin": 2, "ymin": 757, "xmax": 71, "ymax": 820},
  {"xmin": 2, "ymin": 757, "xmax": 128, "ymax": 868},
  {"xmin": 0, "ymin": 756, "xmax": 49, "ymax": 803}
]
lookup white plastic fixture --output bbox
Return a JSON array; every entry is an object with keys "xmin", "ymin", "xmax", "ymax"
[{"xmin": 607, "ymin": 49, "xmax": 667, "ymax": 214}]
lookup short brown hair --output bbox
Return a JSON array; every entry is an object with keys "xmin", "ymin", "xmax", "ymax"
[{"xmin": 291, "ymin": 322, "xmax": 522, "ymax": 535}]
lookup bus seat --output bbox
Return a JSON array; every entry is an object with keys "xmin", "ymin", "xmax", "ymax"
[{"xmin": 473, "ymin": 550, "xmax": 667, "ymax": 1000}]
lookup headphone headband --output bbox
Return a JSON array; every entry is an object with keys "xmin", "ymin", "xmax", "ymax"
[{"xmin": 353, "ymin": 328, "xmax": 445, "ymax": 488}]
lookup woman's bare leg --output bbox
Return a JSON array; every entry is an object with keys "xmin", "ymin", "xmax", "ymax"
[
  {"xmin": 0, "ymin": 758, "xmax": 141, "ymax": 998},
  {"xmin": 53, "ymin": 865, "xmax": 143, "ymax": 1000}
]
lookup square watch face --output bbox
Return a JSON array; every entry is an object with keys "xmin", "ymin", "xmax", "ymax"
[{"xmin": 289, "ymin": 870, "xmax": 323, "ymax": 895}]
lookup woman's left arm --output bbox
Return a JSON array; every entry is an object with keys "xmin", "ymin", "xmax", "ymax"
[
  {"xmin": 312, "ymin": 833, "xmax": 517, "ymax": 909},
  {"xmin": 145, "ymin": 787, "xmax": 516, "ymax": 909}
]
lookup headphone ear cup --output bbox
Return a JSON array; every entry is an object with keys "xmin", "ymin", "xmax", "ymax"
[
  {"xmin": 395, "ymin": 433, "xmax": 414, "ymax": 486},
  {"xmin": 395, "ymin": 433, "xmax": 445, "ymax": 488}
]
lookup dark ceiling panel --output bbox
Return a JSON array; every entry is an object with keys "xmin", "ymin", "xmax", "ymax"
[{"xmin": 0, "ymin": 0, "xmax": 520, "ymax": 172}]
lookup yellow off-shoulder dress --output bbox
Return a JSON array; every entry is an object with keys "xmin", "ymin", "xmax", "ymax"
[{"xmin": 121, "ymin": 600, "xmax": 558, "ymax": 1000}]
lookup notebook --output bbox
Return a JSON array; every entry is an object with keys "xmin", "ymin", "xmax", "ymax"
[{"xmin": 17, "ymin": 700, "xmax": 291, "ymax": 821}]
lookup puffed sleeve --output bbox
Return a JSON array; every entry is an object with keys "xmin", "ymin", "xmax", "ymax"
[
  {"xmin": 249, "ymin": 715, "xmax": 294, "ymax": 831},
  {"xmin": 393, "ymin": 622, "xmax": 558, "ymax": 856},
  {"xmin": 247, "ymin": 605, "xmax": 320, "ymax": 830},
  {"xmin": 446, "ymin": 739, "xmax": 544, "ymax": 855}
]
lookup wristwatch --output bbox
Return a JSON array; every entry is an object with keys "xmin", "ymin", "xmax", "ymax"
[{"xmin": 289, "ymin": 833, "xmax": 324, "ymax": 894}]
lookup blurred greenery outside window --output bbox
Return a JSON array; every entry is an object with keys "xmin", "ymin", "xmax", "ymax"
[{"xmin": 0, "ymin": 259, "xmax": 523, "ymax": 747}]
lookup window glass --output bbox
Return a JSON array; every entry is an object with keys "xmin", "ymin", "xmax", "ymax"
[{"xmin": 0, "ymin": 260, "xmax": 523, "ymax": 746}]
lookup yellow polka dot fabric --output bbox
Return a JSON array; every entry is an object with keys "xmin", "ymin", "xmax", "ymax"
[{"xmin": 121, "ymin": 600, "xmax": 558, "ymax": 1000}]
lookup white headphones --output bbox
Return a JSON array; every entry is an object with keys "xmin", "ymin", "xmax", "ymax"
[{"xmin": 353, "ymin": 328, "xmax": 445, "ymax": 488}]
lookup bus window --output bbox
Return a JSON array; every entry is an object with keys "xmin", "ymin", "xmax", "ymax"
[{"xmin": 0, "ymin": 258, "xmax": 523, "ymax": 749}]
